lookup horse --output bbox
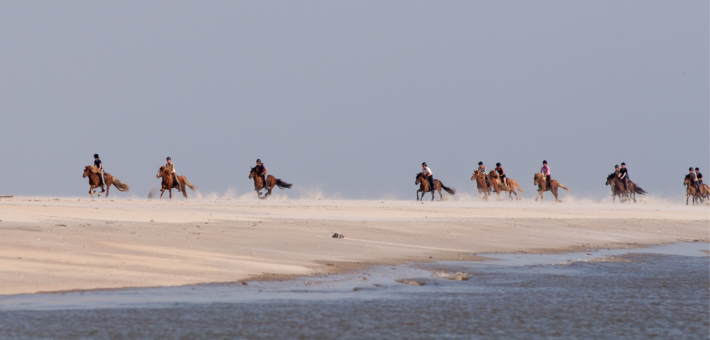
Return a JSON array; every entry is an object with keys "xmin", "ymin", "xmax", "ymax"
[
  {"xmin": 416, "ymin": 172, "xmax": 456, "ymax": 201},
  {"xmin": 156, "ymin": 166, "xmax": 196, "ymax": 199},
  {"xmin": 471, "ymin": 170, "xmax": 491, "ymax": 200},
  {"xmin": 249, "ymin": 167, "xmax": 292, "ymax": 199},
  {"xmin": 605, "ymin": 173, "xmax": 647, "ymax": 203},
  {"xmin": 533, "ymin": 173, "xmax": 569, "ymax": 202},
  {"xmin": 489, "ymin": 171, "xmax": 525, "ymax": 201},
  {"xmin": 684, "ymin": 175, "xmax": 705, "ymax": 205},
  {"xmin": 82, "ymin": 166, "xmax": 130, "ymax": 198}
]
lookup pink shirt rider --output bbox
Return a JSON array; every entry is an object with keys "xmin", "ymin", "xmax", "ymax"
[{"xmin": 541, "ymin": 165, "xmax": 550, "ymax": 176}]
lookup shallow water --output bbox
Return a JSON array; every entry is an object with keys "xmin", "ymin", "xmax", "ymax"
[{"xmin": 1, "ymin": 243, "xmax": 708, "ymax": 339}]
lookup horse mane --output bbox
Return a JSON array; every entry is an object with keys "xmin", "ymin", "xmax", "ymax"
[
  {"xmin": 489, "ymin": 171, "xmax": 499, "ymax": 179},
  {"xmin": 534, "ymin": 173, "xmax": 543, "ymax": 179},
  {"xmin": 86, "ymin": 165, "xmax": 100, "ymax": 174}
]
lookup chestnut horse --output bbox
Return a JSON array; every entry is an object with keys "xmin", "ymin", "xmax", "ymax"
[
  {"xmin": 489, "ymin": 171, "xmax": 525, "ymax": 201},
  {"xmin": 249, "ymin": 167, "xmax": 292, "ymax": 199},
  {"xmin": 471, "ymin": 170, "xmax": 491, "ymax": 200},
  {"xmin": 82, "ymin": 166, "xmax": 130, "ymax": 198},
  {"xmin": 684, "ymin": 175, "xmax": 707, "ymax": 205},
  {"xmin": 533, "ymin": 173, "xmax": 569, "ymax": 202},
  {"xmin": 605, "ymin": 173, "xmax": 647, "ymax": 203},
  {"xmin": 156, "ymin": 166, "xmax": 196, "ymax": 199},
  {"xmin": 416, "ymin": 172, "xmax": 456, "ymax": 201}
]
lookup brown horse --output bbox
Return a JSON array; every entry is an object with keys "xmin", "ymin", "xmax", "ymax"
[
  {"xmin": 533, "ymin": 173, "xmax": 569, "ymax": 202},
  {"xmin": 684, "ymin": 175, "xmax": 707, "ymax": 205},
  {"xmin": 605, "ymin": 173, "xmax": 647, "ymax": 203},
  {"xmin": 249, "ymin": 167, "xmax": 292, "ymax": 199},
  {"xmin": 489, "ymin": 171, "xmax": 525, "ymax": 200},
  {"xmin": 471, "ymin": 170, "xmax": 491, "ymax": 200},
  {"xmin": 82, "ymin": 166, "xmax": 130, "ymax": 198},
  {"xmin": 416, "ymin": 172, "xmax": 455, "ymax": 201},
  {"xmin": 156, "ymin": 166, "xmax": 196, "ymax": 199}
]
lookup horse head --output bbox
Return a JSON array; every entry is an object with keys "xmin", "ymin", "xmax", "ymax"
[
  {"xmin": 82, "ymin": 166, "xmax": 91, "ymax": 178},
  {"xmin": 533, "ymin": 173, "xmax": 543, "ymax": 185},
  {"xmin": 489, "ymin": 170, "xmax": 499, "ymax": 180},
  {"xmin": 415, "ymin": 172, "xmax": 423, "ymax": 184},
  {"xmin": 156, "ymin": 166, "xmax": 167, "ymax": 179},
  {"xmin": 249, "ymin": 167, "xmax": 257, "ymax": 179},
  {"xmin": 605, "ymin": 173, "xmax": 615, "ymax": 186}
]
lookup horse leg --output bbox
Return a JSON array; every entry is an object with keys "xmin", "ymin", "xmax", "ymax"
[{"xmin": 160, "ymin": 187, "xmax": 164, "ymax": 199}]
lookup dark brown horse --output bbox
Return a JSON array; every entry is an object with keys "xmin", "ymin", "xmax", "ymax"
[
  {"xmin": 416, "ymin": 172, "xmax": 455, "ymax": 201},
  {"xmin": 471, "ymin": 170, "xmax": 491, "ymax": 200},
  {"xmin": 489, "ymin": 171, "xmax": 525, "ymax": 201},
  {"xmin": 605, "ymin": 173, "xmax": 647, "ymax": 203},
  {"xmin": 156, "ymin": 166, "xmax": 196, "ymax": 199},
  {"xmin": 249, "ymin": 167, "xmax": 292, "ymax": 199},
  {"xmin": 533, "ymin": 173, "xmax": 569, "ymax": 202},
  {"xmin": 82, "ymin": 166, "xmax": 130, "ymax": 198}
]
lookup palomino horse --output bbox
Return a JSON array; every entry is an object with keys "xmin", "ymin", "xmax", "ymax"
[
  {"xmin": 416, "ymin": 172, "xmax": 456, "ymax": 201},
  {"xmin": 471, "ymin": 170, "xmax": 491, "ymax": 200},
  {"xmin": 684, "ymin": 175, "xmax": 707, "ymax": 205},
  {"xmin": 249, "ymin": 167, "xmax": 292, "ymax": 199},
  {"xmin": 605, "ymin": 174, "xmax": 647, "ymax": 203},
  {"xmin": 82, "ymin": 166, "xmax": 130, "ymax": 198},
  {"xmin": 156, "ymin": 166, "xmax": 196, "ymax": 199},
  {"xmin": 533, "ymin": 173, "xmax": 569, "ymax": 202},
  {"xmin": 489, "ymin": 171, "xmax": 525, "ymax": 201}
]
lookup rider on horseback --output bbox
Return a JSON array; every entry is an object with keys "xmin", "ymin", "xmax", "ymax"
[
  {"xmin": 689, "ymin": 167, "xmax": 701, "ymax": 193},
  {"xmin": 166, "ymin": 157, "xmax": 181, "ymax": 192},
  {"xmin": 618, "ymin": 162, "xmax": 630, "ymax": 193},
  {"xmin": 422, "ymin": 162, "xmax": 434, "ymax": 191},
  {"xmin": 93, "ymin": 154, "xmax": 106, "ymax": 191},
  {"xmin": 256, "ymin": 159, "xmax": 268, "ymax": 186},
  {"xmin": 495, "ymin": 162, "xmax": 507, "ymax": 187},
  {"xmin": 478, "ymin": 162, "xmax": 491, "ymax": 188},
  {"xmin": 541, "ymin": 160, "xmax": 551, "ymax": 191},
  {"xmin": 696, "ymin": 168, "xmax": 703, "ymax": 186}
]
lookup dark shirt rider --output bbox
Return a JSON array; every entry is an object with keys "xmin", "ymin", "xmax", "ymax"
[
  {"xmin": 689, "ymin": 167, "xmax": 701, "ymax": 193},
  {"xmin": 696, "ymin": 168, "xmax": 703, "ymax": 185},
  {"xmin": 618, "ymin": 162, "xmax": 629, "ymax": 192},
  {"xmin": 256, "ymin": 159, "xmax": 268, "ymax": 185},
  {"xmin": 93, "ymin": 154, "xmax": 106, "ymax": 189},
  {"xmin": 495, "ymin": 162, "xmax": 507, "ymax": 187}
]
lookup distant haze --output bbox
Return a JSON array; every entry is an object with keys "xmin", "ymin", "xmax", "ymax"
[{"xmin": 0, "ymin": 1, "xmax": 707, "ymax": 200}]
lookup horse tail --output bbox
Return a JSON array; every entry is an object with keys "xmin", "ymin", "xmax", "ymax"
[
  {"xmin": 112, "ymin": 179, "xmax": 130, "ymax": 192},
  {"xmin": 440, "ymin": 183, "xmax": 456, "ymax": 195},
  {"xmin": 513, "ymin": 181, "xmax": 525, "ymax": 195},
  {"xmin": 183, "ymin": 178, "xmax": 197, "ymax": 191},
  {"xmin": 634, "ymin": 185, "xmax": 647, "ymax": 195},
  {"xmin": 557, "ymin": 183, "xmax": 570, "ymax": 192},
  {"xmin": 276, "ymin": 179, "xmax": 292, "ymax": 189}
]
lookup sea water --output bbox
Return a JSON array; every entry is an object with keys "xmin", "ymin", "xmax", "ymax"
[{"xmin": 1, "ymin": 242, "xmax": 707, "ymax": 339}]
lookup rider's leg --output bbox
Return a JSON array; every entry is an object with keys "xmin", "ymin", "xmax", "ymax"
[
  {"xmin": 262, "ymin": 172, "xmax": 268, "ymax": 187},
  {"xmin": 546, "ymin": 175, "xmax": 552, "ymax": 190},
  {"xmin": 428, "ymin": 176, "xmax": 434, "ymax": 191},
  {"xmin": 100, "ymin": 170, "xmax": 106, "ymax": 190},
  {"xmin": 173, "ymin": 173, "xmax": 181, "ymax": 192},
  {"xmin": 502, "ymin": 175, "xmax": 507, "ymax": 187},
  {"xmin": 485, "ymin": 175, "xmax": 491, "ymax": 188}
]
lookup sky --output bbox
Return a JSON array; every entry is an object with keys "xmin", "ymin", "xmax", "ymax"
[{"xmin": 0, "ymin": 1, "xmax": 707, "ymax": 200}]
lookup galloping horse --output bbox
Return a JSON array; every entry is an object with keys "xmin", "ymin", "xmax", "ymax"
[
  {"xmin": 249, "ymin": 167, "xmax": 292, "ymax": 199},
  {"xmin": 489, "ymin": 171, "xmax": 524, "ymax": 201},
  {"xmin": 156, "ymin": 166, "xmax": 196, "ymax": 199},
  {"xmin": 533, "ymin": 173, "xmax": 569, "ymax": 202},
  {"xmin": 82, "ymin": 166, "xmax": 130, "ymax": 198},
  {"xmin": 471, "ymin": 170, "xmax": 491, "ymax": 200},
  {"xmin": 416, "ymin": 172, "xmax": 455, "ymax": 201},
  {"xmin": 684, "ymin": 174, "xmax": 706, "ymax": 205},
  {"xmin": 605, "ymin": 173, "xmax": 647, "ymax": 203}
]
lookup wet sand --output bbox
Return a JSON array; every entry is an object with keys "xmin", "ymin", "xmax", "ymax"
[{"xmin": 0, "ymin": 197, "xmax": 707, "ymax": 295}]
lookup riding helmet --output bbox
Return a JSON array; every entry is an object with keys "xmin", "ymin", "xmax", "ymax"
[
  {"xmin": 478, "ymin": 162, "xmax": 483, "ymax": 165},
  {"xmin": 543, "ymin": 160, "xmax": 547, "ymax": 164},
  {"xmin": 621, "ymin": 162, "xmax": 626, "ymax": 166},
  {"xmin": 166, "ymin": 157, "xmax": 171, "ymax": 160},
  {"xmin": 94, "ymin": 154, "xmax": 99, "ymax": 158},
  {"xmin": 689, "ymin": 167, "xmax": 694, "ymax": 171},
  {"xmin": 496, "ymin": 163, "xmax": 501, "ymax": 167},
  {"xmin": 422, "ymin": 162, "xmax": 427, "ymax": 166},
  {"xmin": 615, "ymin": 164, "xmax": 619, "ymax": 168},
  {"xmin": 256, "ymin": 159, "xmax": 261, "ymax": 163},
  {"xmin": 695, "ymin": 167, "xmax": 700, "ymax": 171}
]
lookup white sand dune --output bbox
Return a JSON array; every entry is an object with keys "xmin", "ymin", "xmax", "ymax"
[{"xmin": 0, "ymin": 196, "xmax": 707, "ymax": 295}]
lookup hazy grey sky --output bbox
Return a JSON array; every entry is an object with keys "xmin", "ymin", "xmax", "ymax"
[{"xmin": 1, "ymin": 1, "xmax": 707, "ymax": 199}]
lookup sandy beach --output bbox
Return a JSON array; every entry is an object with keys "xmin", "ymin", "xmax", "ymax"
[{"xmin": 0, "ymin": 196, "xmax": 707, "ymax": 295}]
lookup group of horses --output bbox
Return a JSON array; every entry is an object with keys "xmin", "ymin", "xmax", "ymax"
[
  {"xmin": 604, "ymin": 173, "xmax": 647, "ymax": 203},
  {"xmin": 82, "ymin": 165, "xmax": 291, "ymax": 200},
  {"xmin": 415, "ymin": 170, "xmax": 569, "ymax": 202},
  {"xmin": 683, "ymin": 174, "xmax": 710, "ymax": 205}
]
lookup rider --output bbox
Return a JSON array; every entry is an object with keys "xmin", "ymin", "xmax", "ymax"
[
  {"xmin": 256, "ymin": 159, "xmax": 268, "ymax": 186},
  {"xmin": 541, "ymin": 160, "xmax": 551, "ymax": 190},
  {"xmin": 495, "ymin": 162, "xmax": 507, "ymax": 187},
  {"xmin": 93, "ymin": 154, "xmax": 106, "ymax": 190},
  {"xmin": 689, "ymin": 167, "xmax": 701, "ymax": 193},
  {"xmin": 618, "ymin": 162, "xmax": 629, "ymax": 192},
  {"xmin": 422, "ymin": 162, "xmax": 434, "ymax": 191},
  {"xmin": 478, "ymin": 162, "xmax": 491, "ymax": 187},
  {"xmin": 166, "ymin": 157, "xmax": 181, "ymax": 192},
  {"xmin": 696, "ymin": 168, "xmax": 703, "ymax": 186}
]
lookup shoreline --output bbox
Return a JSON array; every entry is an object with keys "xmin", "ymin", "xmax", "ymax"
[{"xmin": 1, "ymin": 197, "xmax": 708, "ymax": 295}]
